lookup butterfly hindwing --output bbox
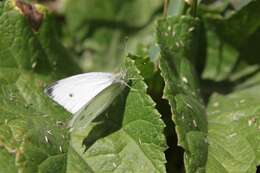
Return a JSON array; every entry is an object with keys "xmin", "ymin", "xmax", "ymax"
[{"xmin": 69, "ymin": 82, "xmax": 125, "ymax": 130}]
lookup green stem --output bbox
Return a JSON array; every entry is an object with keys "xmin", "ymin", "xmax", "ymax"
[
  {"xmin": 163, "ymin": 0, "xmax": 169, "ymax": 17},
  {"xmin": 191, "ymin": 0, "xmax": 198, "ymax": 17}
]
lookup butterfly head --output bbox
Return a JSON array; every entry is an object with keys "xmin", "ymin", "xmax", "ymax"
[{"xmin": 114, "ymin": 70, "xmax": 128, "ymax": 84}]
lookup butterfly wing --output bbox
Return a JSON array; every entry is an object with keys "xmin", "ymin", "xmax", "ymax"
[
  {"xmin": 45, "ymin": 72, "xmax": 115, "ymax": 114},
  {"xmin": 69, "ymin": 82, "xmax": 125, "ymax": 131}
]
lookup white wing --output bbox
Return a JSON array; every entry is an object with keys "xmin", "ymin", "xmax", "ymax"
[{"xmin": 45, "ymin": 72, "xmax": 115, "ymax": 114}]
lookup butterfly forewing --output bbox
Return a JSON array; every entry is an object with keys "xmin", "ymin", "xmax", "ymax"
[{"xmin": 45, "ymin": 72, "xmax": 116, "ymax": 114}]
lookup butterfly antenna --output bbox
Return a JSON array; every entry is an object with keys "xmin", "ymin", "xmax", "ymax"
[
  {"xmin": 123, "ymin": 36, "xmax": 129, "ymax": 55},
  {"xmin": 127, "ymin": 77, "xmax": 143, "ymax": 81},
  {"xmin": 121, "ymin": 80, "xmax": 139, "ymax": 92}
]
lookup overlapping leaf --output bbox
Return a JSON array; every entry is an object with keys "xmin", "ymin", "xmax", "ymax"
[
  {"xmin": 0, "ymin": 0, "xmax": 77, "ymax": 172},
  {"xmin": 1, "ymin": 0, "xmax": 260, "ymax": 172},
  {"xmin": 206, "ymin": 85, "xmax": 260, "ymax": 173},
  {"xmin": 1, "ymin": 1, "xmax": 168, "ymax": 173},
  {"xmin": 67, "ymin": 56, "xmax": 167, "ymax": 173},
  {"xmin": 157, "ymin": 16, "xmax": 208, "ymax": 173},
  {"xmin": 62, "ymin": 0, "xmax": 163, "ymax": 71}
]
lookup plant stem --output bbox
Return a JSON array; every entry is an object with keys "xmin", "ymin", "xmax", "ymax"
[
  {"xmin": 163, "ymin": 0, "xmax": 169, "ymax": 17},
  {"xmin": 191, "ymin": 0, "xmax": 198, "ymax": 17}
]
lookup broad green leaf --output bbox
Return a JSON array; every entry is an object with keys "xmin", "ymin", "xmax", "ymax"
[
  {"xmin": 38, "ymin": 154, "xmax": 67, "ymax": 173},
  {"xmin": 199, "ymin": 0, "xmax": 230, "ymax": 14},
  {"xmin": 64, "ymin": 0, "xmax": 162, "ymax": 32},
  {"xmin": 206, "ymin": 0, "xmax": 260, "ymax": 48},
  {"xmin": 202, "ymin": 25, "xmax": 238, "ymax": 81},
  {"xmin": 35, "ymin": 8, "xmax": 81, "ymax": 78},
  {"xmin": 230, "ymin": 65, "xmax": 260, "ymax": 92},
  {"xmin": 0, "ymin": 148, "xmax": 17, "ymax": 173},
  {"xmin": 62, "ymin": 0, "xmax": 163, "ymax": 71},
  {"xmin": 168, "ymin": 0, "xmax": 186, "ymax": 17},
  {"xmin": 69, "ymin": 20, "xmax": 160, "ymax": 71},
  {"xmin": 232, "ymin": 29, "xmax": 260, "ymax": 72},
  {"xmin": 206, "ymin": 85, "xmax": 260, "ymax": 172},
  {"xmin": 67, "ymin": 56, "xmax": 167, "ymax": 173},
  {"xmin": 129, "ymin": 55, "xmax": 187, "ymax": 173},
  {"xmin": 157, "ymin": 16, "xmax": 208, "ymax": 173},
  {"xmin": 199, "ymin": 0, "xmax": 254, "ymax": 17},
  {"xmin": 200, "ymin": 1, "xmax": 260, "ymax": 89},
  {"xmin": 229, "ymin": 0, "xmax": 252, "ymax": 10},
  {"xmin": 0, "ymin": 0, "xmax": 79, "ymax": 172}
]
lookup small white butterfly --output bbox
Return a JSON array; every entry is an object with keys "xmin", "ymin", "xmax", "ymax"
[{"xmin": 45, "ymin": 72, "xmax": 127, "ymax": 130}]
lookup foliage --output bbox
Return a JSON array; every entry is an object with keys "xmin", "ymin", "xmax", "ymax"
[{"xmin": 0, "ymin": 0, "xmax": 260, "ymax": 172}]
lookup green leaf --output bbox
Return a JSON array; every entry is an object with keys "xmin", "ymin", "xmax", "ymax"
[
  {"xmin": 127, "ymin": 54, "xmax": 155, "ymax": 80},
  {"xmin": 64, "ymin": 0, "xmax": 162, "ymax": 32},
  {"xmin": 62, "ymin": 0, "xmax": 163, "ymax": 71},
  {"xmin": 157, "ymin": 16, "xmax": 208, "ymax": 173},
  {"xmin": 202, "ymin": 25, "xmax": 238, "ymax": 81},
  {"xmin": 67, "ymin": 56, "xmax": 167, "ymax": 173},
  {"xmin": 38, "ymin": 154, "xmax": 67, "ymax": 173},
  {"xmin": 168, "ymin": 0, "xmax": 186, "ymax": 17},
  {"xmin": 229, "ymin": 0, "xmax": 252, "ymax": 11},
  {"xmin": 35, "ymin": 8, "xmax": 81, "ymax": 78},
  {"xmin": 199, "ymin": 0, "xmax": 254, "ymax": 17},
  {"xmin": 200, "ymin": 1, "xmax": 260, "ymax": 92},
  {"xmin": 206, "ymin": 85, "xmax": 260, "ymax": 172},
  {"xmin": 0, "ymin": 1, "xmax": 79, "ymax": 172},
  {"xmin": 206, "ymin": 0, "xmax": 260, "ymax": 48},
  {"xmin": 0, "ymin": 148, "xmax": 18, "ymax": 173}
]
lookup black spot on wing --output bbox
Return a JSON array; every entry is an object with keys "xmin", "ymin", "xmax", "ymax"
[
  {"xmin": 44, "ymin": 81, "xmax": 58, "ymax": 98},
  {"xmin": 45, "ymin": 87, "xmax": 54, "ymax": 97}
]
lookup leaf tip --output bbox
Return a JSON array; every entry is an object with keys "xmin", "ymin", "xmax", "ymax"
[{"xmin": 15, "ymin": 0, "xmax": 43, "ymax": 31}]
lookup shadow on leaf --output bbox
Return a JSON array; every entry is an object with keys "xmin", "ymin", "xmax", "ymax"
[{"xmin": 82, "ymin": 87, "xmax": 130, "ymax": 152}]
